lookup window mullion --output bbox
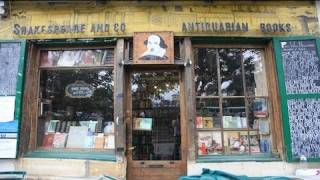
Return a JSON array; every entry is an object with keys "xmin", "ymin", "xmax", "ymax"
[
  {"xmin": 216, "ymin": 48, "xmax": 225, "ymax": 153},
  {"xmin": 240, "ymin": 48, "xmax": 252, "ymax": 155}
]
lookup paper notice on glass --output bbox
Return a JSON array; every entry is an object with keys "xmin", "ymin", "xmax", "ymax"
[
  {"xmin": 0, "ymin": 138, "xmax": 17, "ymax": 158},
  {"xmin": 133, "ymin": 118, "xmax": 152, "ymax": 131},
  {"xmin": 0, "ymin": 96, "xmax": 15, "ymax": 122}
]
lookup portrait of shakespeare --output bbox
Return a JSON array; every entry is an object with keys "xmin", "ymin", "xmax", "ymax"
[{"xmin": 139, "ymin": 34, "xmax": 168, "ymax": 60}]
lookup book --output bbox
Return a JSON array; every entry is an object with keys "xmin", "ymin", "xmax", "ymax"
[
  {"xmin": 104, "ymin": 134, "xmax": 115, "ymax": 149},
  {"xmin": 66, "ymin": 126, "xmax": 88, "ymax": 148},
  {"xmin": 65, "ymin": 121, "xmax": 71, "ymax": 133},
  {"xmin": 222, "ymin": 116, "xmax": 233, "ymax": 128},
  {"xmin": 85, "ymin": 135, "xmax": 94, "ymax": 148},
  {"xmin": 202, "ymin": 117, "xmax": 213, "ymax": 128},
  {"xmin": 94, "ymin": 133, "xmax": 105, "ymax": 149},
  {"xmin": 53, "ymin": 133, "xmax": 67, "ymax": 148},
  {"xmin": 196, "ymin": 117, "xmax": 203, "ymax": 128},
  {"xmin": 60, "ymin": 121, "xmax": 67, "ymax": 132},
  {"xmin": 252, "ymin": 99, "xmax": 268, "ymax": 118},
  {"xmin": 259, "ymin": 119, "xmax": 270, "ymax": 134},
  {"xmin": 103, "ymin": 121, "xmax": 114, "ymax": 134},
  {"xmin": 42, "ymin": 133, "xmax": 55, "ymax": 148},
  {"xmin": 47, "ymin": 120, "xmax": 60, "ymax": 133}
]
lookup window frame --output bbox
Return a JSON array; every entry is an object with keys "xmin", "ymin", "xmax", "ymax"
[
  {"xmin": 273, "ymin": 36, "xmax": 320, "ymax": 162},
  {"xmin": 22, "ymin": 45, "xmax": 117, "ymax": 161},
  {"xmin": 193, "ymin": 43, "xmax": 282, "ymax": 162}
]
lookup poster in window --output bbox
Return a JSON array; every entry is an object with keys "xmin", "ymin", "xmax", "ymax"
[{"xmin": 133, "ymin": 32, "xmax": 174, "ymax": 64}]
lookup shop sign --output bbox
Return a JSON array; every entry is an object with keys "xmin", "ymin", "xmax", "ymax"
[
  {"xmin": 65, "ymin": 81, "xmax": 94, "ymax": 98},
  {"xmin": 13, "ymin": 23, "xmax": 126, "ymax": 35},
  {"xmin": 133, "ymin": 32, "xmax": 174, "ymax": 64},
  {"xmin": 182, "ymin": 22, "xmax": 292, "ymax": 33}
]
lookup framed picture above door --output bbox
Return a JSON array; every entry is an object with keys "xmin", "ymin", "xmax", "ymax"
[{"xmin": 133, "ymin": 32, "xmax": 174, "ymax": 64}]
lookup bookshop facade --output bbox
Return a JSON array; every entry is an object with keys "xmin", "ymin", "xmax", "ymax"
[{"xmin": 0, "ymin": 1, "xmax": 320, "ymax": 180}]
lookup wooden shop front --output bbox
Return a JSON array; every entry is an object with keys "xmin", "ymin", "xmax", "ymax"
[{"xmin": 0, "ymin": 1, "xmax": 320, "ymax": 180}]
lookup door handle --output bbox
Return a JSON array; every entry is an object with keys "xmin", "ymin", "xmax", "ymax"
[{"xmin": 128, "ymin": 146, "xmax": 135, "ymax": 150}]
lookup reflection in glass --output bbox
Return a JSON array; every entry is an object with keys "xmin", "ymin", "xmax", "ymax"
[
  {"xmin": 223, "ymin": 131, "xmax": 249, "ymax": 155},
  {"xmin": 219, "ymin": 49, "xmax": 244, "ymax": 96},
  {"xmin": 243, "ymin": 49, "xmax": 268, "ymax": 96},
  {"xmin": 131, "ymin": 72, "xmax": 181, "ymax": 160},
  {"xmin": 40, "ymin": 49, "xmax": 114, "ymax": 67},
  {"xmin": 196, "ymin": 98, "xmax": 221, "ymax": 128},
  {"xmin": 194, "ymin": 48, "xmax": 218, "ymax": 96},
  {"xmin": 39, "ymin": 69, "xmax": 114, "ymax": 149},
  {"xmin": 198, "ymin": 131, "xmax": 223, "ymax": 155}
]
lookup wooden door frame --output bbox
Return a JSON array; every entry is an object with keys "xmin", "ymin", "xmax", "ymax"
[{"xmin": 125, "ymin": 68, "xmax": 187, "ymax": 179}]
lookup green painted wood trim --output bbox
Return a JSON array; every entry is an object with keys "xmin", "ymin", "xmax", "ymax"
[
  {"xmin": 24, "ymin": 150, "xmax": 116, "ymax": 161},
  {"xmin": 273, "ymin": 37, "xmax": 292, "ymax": 162},
  {"xmin": 191, "ymin": 37, "xmax": 271, "ymax": 45},
  {"xmin": 0, "ymin": 40, "xmax": 27, "ymax": 159},
  {"xmin": 31, "ymin": 38, "xmax": 117, "ymax": 47},
  {"xmin": 196, "ymin": 154, "xmax": 281, "ymax": 163},
  {"xmin": 15, "ymin": 40, "xmax": 27, "ymax": 159},
  {"xmin": 273, "ymin": 36, "xmax": 320, "ymax": 162}
]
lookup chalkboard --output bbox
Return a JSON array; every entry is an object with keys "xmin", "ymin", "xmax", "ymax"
[
  {"xmin": 287, "ymin": 99, "xmax": 320, "ymax": 158},
  {"xmin": 280, "ymin": 40, "xmax": 320, "ymax": 94},
  {"xmin": 0, "ymin": 43, "xmax": 21, "ymax": 96}
]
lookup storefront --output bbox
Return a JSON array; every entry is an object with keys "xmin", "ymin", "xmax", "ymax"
[{"xmin": 0, "ymin": 1, "xmax": 319, "ymax": 180}]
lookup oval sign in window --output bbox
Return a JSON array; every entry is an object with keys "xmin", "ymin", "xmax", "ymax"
[{"xmin": 65, "ymin": 80, "xmax": 94, "ymax": 98}]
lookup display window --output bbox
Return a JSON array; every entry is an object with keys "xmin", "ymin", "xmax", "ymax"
[
  {"xmin": 194, "ymin": 47, "xmax": 271, "ymax": 156},
  {"xmin": 37, "ymin": 49, "xmax": 114, "ymax": 151}
]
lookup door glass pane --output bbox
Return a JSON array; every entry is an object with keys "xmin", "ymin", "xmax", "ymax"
[
  {"xmin": 131, "ymin": 72, "xmax": 181, "ymax": 160},
  {"xmin": 219, "ymin": 49, "xmax": 244, "ymax": 96}
]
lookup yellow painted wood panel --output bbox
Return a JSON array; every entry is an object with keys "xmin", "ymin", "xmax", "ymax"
[{"xmin": 0, "ymin": 1, "xmax": 318, "ymax": 39}]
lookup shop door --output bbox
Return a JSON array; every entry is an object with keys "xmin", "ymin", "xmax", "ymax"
[{"xmin": 126, "ymin": 70, "xmax": 187, "ymax": 180}]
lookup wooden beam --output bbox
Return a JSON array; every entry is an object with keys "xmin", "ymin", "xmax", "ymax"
[
  {"xmin": 266, "ymin": 41, "xmax": 284, "ymax": 158},
  {"xmin": 20, "ymin": 43, "xmax": 39, "ymax": 155},
  {"xmin": 183, "ymin": 37, "xmax": 196, "ymax": 161},
  {"xmin": 114, "ymin": 38, "xmax": 126, "ymax": 162}
]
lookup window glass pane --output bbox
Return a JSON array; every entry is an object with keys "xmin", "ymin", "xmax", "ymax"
[
  {"xmin": 38, "ymin": 69, "xmax": 114, "ymax": 150},
  {"xmin": 243, "ymin": 49, "xmax": 268, "ymax": 96},
  {"xmin": 196, "ymin": 98, "xmax": 221, "ymax": 128},
  {"xmin": 223, "ymin": 131, "xmax": 249, "ymax": 155},
  {"xmin": 222, "ymin": 98, "xmax": 247, "ymax": 129},
  {"xmin": 131, "ymin": 72, "xmax": 181, "ymax": 160},
  {"xmin": 247, "ymin": 98, "xmax": 269, "ymax": 130},
  {"xmin": 249, "ymin": 131, "xmax": 271, "ymax": 154},
  {"xmin": 40, "ymin": 49, "xmax": 114, "ymax": 67},
  {"xmin": 194, "ymin": 48, "xmax": 218, "ymax": 96},
  {"xmin": 219, "ymin": 49, "xmax": 244, "ymax": 96},
  {"xmin": 198, "ymin": 131, "xmax": 223, "ymax": 155}
]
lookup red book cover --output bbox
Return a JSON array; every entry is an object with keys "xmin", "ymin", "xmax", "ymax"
[
  {"xmin": 196, "ymin": 117, "xmax": 203, "ymax": 128},
  {"xmin": 42, "ymin": 133, "xmax": 54, "ymax": 148}
]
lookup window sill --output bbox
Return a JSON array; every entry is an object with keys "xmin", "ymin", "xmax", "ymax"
[
  {"xmin": 23, "ymin": 149, "xmax": 116, "ymax": 162},
  {"xmin": 196, "ymin": 153, "xmax": 281, "ymax": 163}
]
